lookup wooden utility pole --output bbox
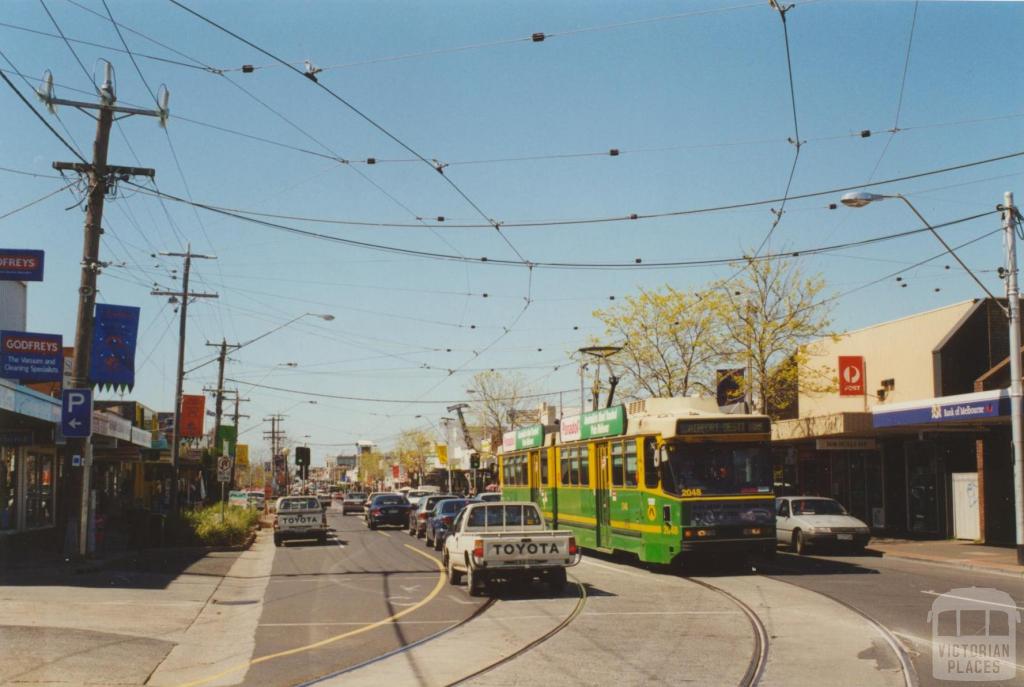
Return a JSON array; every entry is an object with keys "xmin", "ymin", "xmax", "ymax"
[
  {"xmin": 152, "ymin": 245, "xmax": 216, "ymax": 511},
  {"xmin": 42, "ymin": 63, "xmax": 164, "ymax": 557}
]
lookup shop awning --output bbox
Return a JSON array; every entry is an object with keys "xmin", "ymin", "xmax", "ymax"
[
  {"xmin": 872, "ymin": 389, "xmax": 1010, "ymax": 429},
  {"xmin": 0, "ymin": 377, "xmax": 59, "ymax": 424}
]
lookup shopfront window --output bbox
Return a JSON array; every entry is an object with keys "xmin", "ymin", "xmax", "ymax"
[
  {"xmin": 1, "ymin": 447, "xmax": 17, "ymax": 531},
  {"xmin": 24, "ymin": 452, "xmax": 54, "ymax": 529}
]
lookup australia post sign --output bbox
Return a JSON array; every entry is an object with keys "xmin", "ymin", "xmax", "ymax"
[
  {"xmin": 0, "ymin": 249, "xmax": 44, "ymax": 281},
  {"xmin": 1, "ymin": 330, "xmax": 62, "ymax": 382},
  {"xmin": 838, "ymin": 356, "xmax": 865, "ymax": 397}
]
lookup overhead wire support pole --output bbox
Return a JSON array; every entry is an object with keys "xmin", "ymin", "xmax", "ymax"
[
  {"xmin": 1002, "ymin": 191, "xmax": 1024, "ymax": 565},
  {"xmin": 152, "ymin": 244, "xmax": 217, "ymax": 512},
  {"xmin": 42, "ymin": 61, "xmax": 167, "ymax": 558}
]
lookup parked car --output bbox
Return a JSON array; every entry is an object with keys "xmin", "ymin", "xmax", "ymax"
[
  {"xmin": 443, "ymin": 502, "xmax": 580, "ymax": 596},
  {"xmin": 365, "ymin": 494, "xmax": 412, "ymax": 529},
  {"xmin": 425, "ymin": 498, "xmax": 471, "ymax": 550},
  {"xmin": 273, "ymin": 496, "xmax": 328, "ymax": 546},
  {"xmin": 475, "ymin": 492, "xmax": 501, "ymax": 502},
  {"xmin": 341, "ymin": 492, "xmax": 368, "ymax": 514},
  {"xmin": 408, "ymin": 494, "xmax": 458, "ymax": 537},
  {"xmin": 406, "ymin": 489, "xmax": 432, "ymax": 509},
  {"xmin": 364, "ymin": 491, "xmax": 388, "ymax": 508},
  {"xmin": 775, "ymin": 496, "xmax": 871, "ymax": 555},
  {"xmin": 247, "ymin": 491, "xmax": 266, "ymax": 511}
]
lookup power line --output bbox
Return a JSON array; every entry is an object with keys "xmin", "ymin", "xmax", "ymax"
[
  {"xmin": 168, "ymin": 0, "xmax": 530, "ymax": 265},
  {"xmin": 0, "ymin": 181, "xmax": 77, "ymax": 222},
  {"xmin": 226, "ymin": 378, "xmax": 576, "ymax": 405},
  {"xmin": 0, "ymin": 53, "xmax": 87, "ymax": 164},
  {"xmin": 39, "ymin": 0, "xmax": 99, "ymax": 94}
]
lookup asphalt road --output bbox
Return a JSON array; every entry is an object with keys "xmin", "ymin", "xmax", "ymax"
[
  {"xmin": 765, "ymin": 550, "xmax": 1024, "ymax": 687},
  {"xmin": 239, "ymin": 505, "xmax": 489, "ymax": 687}
]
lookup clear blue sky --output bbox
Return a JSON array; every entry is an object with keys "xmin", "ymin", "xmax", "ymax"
[{"xmin": 2, "ymin": 0, "xmax": 1022, "ymax": 465}]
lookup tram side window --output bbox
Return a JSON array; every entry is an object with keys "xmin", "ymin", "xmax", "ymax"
[
  {"xmin": 579, "ymin": 447, "xmax": 590, "ymax": 486},
  {"xmin": 560, "ymin": 450, "xmax": 571, "ymax": 485},
  {"xmin": 540, "ymin": 452, "xmax": 549, "ymax": 486},
  {"xmin": 570, "ymin": 447, "xmax": 581, "ymax": 485},
  {"xmin": 517, "ymin": 457, "xmax": 526, "ymax": 485},
  {"xmin": 611, "ymin": 442, "xmax": 624, "ymax": 487},
  {"xmin": 643, "ymin": 438, "xmax": 659, "ymax": 488},
  {"xmin": 624, "ymin": 441, "xmax": 638, "ymax": 487}
]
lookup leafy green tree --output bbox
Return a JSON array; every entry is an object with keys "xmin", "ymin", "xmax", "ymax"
[
  {"xmin": 395, "ymin": 428, "xmax": 434, "ymax": 486},
  {"xmin": 592, "ymin": 287, "xmax": 728, "ymax": 400}
]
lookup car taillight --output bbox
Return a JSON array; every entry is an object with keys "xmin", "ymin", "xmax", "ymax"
[
  {"xmin": 442, "ymin": 516, "xmax": 453, "ymax": 526},
  {"xmin": 418, "ymin": 512, "xmax": 428, "ymax": 520},
  {"xmin": 372, "ymin": 508, "xmax": 381, "ymax": 516},
  {"xmin": 568, "ymin": 536, "xmax": 578, "ymax": 555},
  {"xmin": 472, "ymin": 539, "xmax": 484, "ymax": 559}
]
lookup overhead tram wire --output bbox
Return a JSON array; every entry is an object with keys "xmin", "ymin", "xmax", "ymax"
[
  {"xmin": 39, "ymin": 0, "xmax": 100, "ymax": 94},
  {"xmin": 74, "ymin": 0, "xmax": 475, "ymax": 309},
  {"xmin": 752, "ymin": 0, "xmax": 804, "ymax": 259},
  {"xmin": 225, "ymin": 378, "xmax": 577, "ymax": 406},
  {"xmin": 168, "ymin": 0, "xmax": 531, "ymax": 267},
  {"xmin": 123, "ymin": 148, "xmax": 1024, "ymax": 232},
  {"xmin": 207, "ymin": 1, "xmax": 765, "ymax": 74}
]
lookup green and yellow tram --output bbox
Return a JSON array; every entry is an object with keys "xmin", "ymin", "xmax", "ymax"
[{"xmin": 499, "ymin": 397, "xmax": 775, "ymax": 565}]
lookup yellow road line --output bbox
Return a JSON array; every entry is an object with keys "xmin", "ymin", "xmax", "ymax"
[{"xmin": 176, "ymin": 544, "xmax": 445, "ymax": 687}]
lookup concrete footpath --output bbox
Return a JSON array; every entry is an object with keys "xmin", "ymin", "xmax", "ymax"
[
  {"xmin": 0, "ymin": 530, "xmax": 274, "ymax": 687},
  {"xmin": 869, "ymin": 538, "xmax": 1024, "ymax": 578}
]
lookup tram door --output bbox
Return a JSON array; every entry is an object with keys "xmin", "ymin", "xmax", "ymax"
[
  {"xmin": 595, "ymin": 444, "xmax": 611, "ymax": 548},
  {"xmin": 529, "ymin": 450, "xmax": 541, "ymax": 504}
]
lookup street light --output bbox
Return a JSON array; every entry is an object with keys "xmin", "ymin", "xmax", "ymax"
[{"xmin": 843, "ymin": 189, "xmax": 1024, "ymax": 564}]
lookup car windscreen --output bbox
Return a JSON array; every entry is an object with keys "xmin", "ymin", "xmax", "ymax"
[
  {"xmin": 792, "ymin": 499, "xmax": 846, "ymax": 516},
  {"xmin": 347, "ymin": 493, "xmax": 366, "ymax": 500},
  {"xmin": 374, "ymin": 496, "xmax": 407, "ymax": 505}
]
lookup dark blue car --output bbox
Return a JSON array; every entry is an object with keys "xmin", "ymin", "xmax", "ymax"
[{"xmin": 424, "ymin": 498, "xmax": 471, "ymax": 550}]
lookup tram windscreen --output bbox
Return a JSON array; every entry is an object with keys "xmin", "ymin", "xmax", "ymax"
[{"xmin": 661, "ymin": 442, "xmax": 772, "ymax": 496}]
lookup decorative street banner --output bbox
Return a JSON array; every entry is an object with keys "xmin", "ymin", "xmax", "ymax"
[
  {"xmin": 716, "ymin": 368, "xmax": 745, "ymax": 407},
  {"xmin": 90, "ymin": 304, "xmax": 140, "ymax": 391},
  {"xmin": 560, "ymin": 405, "xmax": 626, "ymax": 442},
  {"xmin": 0, "ymin": 249, "xmax": 44, "ymax": 281},
  {"xmin": 0, "ymin": 330, "xmax": 62, "ymax": 382},
  {"xmin": 235, "ymin": 444, "xmax": 249, "ymax": 468},
  {"xmin": 179, "ymin": 395, "xmax": 205, "ymax": 437},
  {"xmin": 217, "ymin": 424, "xmax": 237, "ymax": 458},
  {"xmin": 502, "ymin": 424, "xmax": 545, "ymax": 452}
]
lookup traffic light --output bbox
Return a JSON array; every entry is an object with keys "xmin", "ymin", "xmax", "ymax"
[
  {"xmin": 470, "ymin": 452, "xmax": 480, "ymax": 470},
  {"xmin": 295, "ymin": 446, "xmax": 310, "ymax": 467}
]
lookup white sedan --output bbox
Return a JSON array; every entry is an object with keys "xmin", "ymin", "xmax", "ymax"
[{"xmin": 775, "ymin": 496, "xmax": 871, "ymax": 555}]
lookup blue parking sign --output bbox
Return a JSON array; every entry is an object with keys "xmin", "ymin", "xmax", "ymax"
[{"xmin": 62, "ymin": 388, "xmax": 93, "ymax": 438}]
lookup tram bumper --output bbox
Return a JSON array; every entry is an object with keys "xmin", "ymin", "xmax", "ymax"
[{"xmin": 680, "ymin": 537, "xmax": 776, "ymax": 555}]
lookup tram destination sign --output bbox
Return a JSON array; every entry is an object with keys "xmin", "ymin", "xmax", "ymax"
[
  {"xmin": 502, "ymin": 424, "xmax": 545, "ymax": 452},
  {"xmin": 561, "ymin": 405, "xmax": 626, "ymax": 442},
  {"xmin": 676, "ymin": 418, "xmax": 771, "ymax": 435}
]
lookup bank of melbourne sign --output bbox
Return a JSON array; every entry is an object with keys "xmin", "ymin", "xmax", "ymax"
[
  {"xmin": 0, "ymin": 330, "xmax": 62, "ymax": 382},
  {"xmin": 873, "ymin": 390, "xmax": 1009, "ymax": 429}
]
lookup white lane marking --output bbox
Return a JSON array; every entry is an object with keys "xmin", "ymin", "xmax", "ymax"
[
  {"xmin": 385, "ymin": 595, "xmax": 419, "ymax": 607},
  {"xmin": 921, "ymin": 589, "xmax": 1024, "ymax": 612},
  {"xmin": 401, "ymin": 585, "xmax": 420, "ymax": 593},
  {"xmin": 892, "ymin": 631, "xmax": 1024, "ymax": 672}
]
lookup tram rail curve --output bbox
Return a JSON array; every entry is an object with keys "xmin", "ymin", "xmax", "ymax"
[{"xmin": 685, "ymin": 576, "xmax": 770, "ymax": 687}]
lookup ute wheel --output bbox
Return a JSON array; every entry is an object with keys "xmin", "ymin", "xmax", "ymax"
[
  {"xmin": 273, "ymin": 534, "xmax": 282, "ymax": 547},
  {"xmin": 433, "ymin": 536, "xmax": 443, "ymax": 551},
  {"xmin": 318, "ymin": 534, "xmax": 328, "ymax": 545},
  {"xmin": 547, "ymin": 567, "xmax": 567, "ymax": 595},
  {"xmin": 467, "ymin": 564, "xmax": 487, "ymax": 597},
  {"xmin": 368, "ymin": 521, "xmax": 377, "ymax": 530},
  {"xmin": 793, "ymin": 530, "xmax": 807, "ymax": 555},
  {"xmin": 446, "ymin": 552, "xmax": 462, "ymax": 585},
  {"xmin": 425, "ymin": 531, "xmax": 434, "ymax": 548}
]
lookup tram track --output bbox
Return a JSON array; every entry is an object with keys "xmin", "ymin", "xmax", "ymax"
[
  {"xmin": 446, "ymin": 574, "xmax": 589, "ymax": 687},
  {"xmin": 685, "ymin": 576, "xmax": 770, "ymax": 687}
]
